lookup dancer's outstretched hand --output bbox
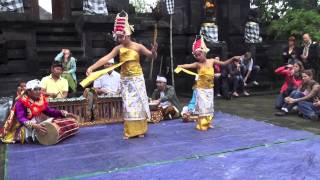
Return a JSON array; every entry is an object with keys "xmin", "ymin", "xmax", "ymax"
[{"xmin": 86, "ymin": 67, "xmax": 93, "ymax": 76}]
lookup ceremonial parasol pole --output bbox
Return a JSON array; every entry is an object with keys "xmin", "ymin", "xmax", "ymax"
[
  {"xmin": 170, "ymin": 14, "xmax": 174, "ymax": 87},
  {"xmin": 149, "ymin": 23, "xmax": 158, "ymax": 80}
]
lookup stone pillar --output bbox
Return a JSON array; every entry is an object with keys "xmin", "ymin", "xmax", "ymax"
[{"xmin": 52, "ymin": 0, "xmax": 71, "ymax": 20}]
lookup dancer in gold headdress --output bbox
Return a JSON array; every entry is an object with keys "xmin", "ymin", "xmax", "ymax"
[
  {"xmin": 177, "ymin": 35, "xmax": 240, "ymax": 131},
  {"xmin": 85, "ymin": 11, "xmax": 157, "ymax": 139}
]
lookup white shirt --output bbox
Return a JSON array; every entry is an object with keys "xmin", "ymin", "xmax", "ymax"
[
  {"xmin": 240, "ymin": 57, "xmax": 253, "ymax": 71},
  {"xmin": 93, "ymin": 71, "xmax": 121, "ymax": 94},
  {"xmin": 159, "ymin": 91, "xmax": 171, "ymax": 108}
]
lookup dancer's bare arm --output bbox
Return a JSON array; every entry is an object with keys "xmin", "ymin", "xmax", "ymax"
[
  {"xmin": 213, "ymin": 56, "xmax": 241, "ymax": 66},
  {"xmin": 86, "ymin": 46, "xmax": 120, "ymax": 75},
  {"xmin": 177, "ymin": 62, "xmax": 198, "ymax": 69},
  {"xmin": 139, "ymin": 43, "xmax": 158, "ymax": 60}
]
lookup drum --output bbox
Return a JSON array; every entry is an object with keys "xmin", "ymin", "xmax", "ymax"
[
  {"xmin": 150, "ymin": 108, "xmax": 163, "ymax": 123},
  {"xmin": 35, "ymin": 118, "xmax": 79, "ymax": 145},
  {"xmin": 149, "ymin": 101, "xmax": 160, "ymax": 111}
]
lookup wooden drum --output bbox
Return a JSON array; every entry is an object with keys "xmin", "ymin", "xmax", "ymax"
[{"xmin": 35, "ymin": 118, "xmax": 79, "ymax": 145}]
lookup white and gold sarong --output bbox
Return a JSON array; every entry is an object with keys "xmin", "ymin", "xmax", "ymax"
[{"xmin": 121, "ymin": 75, "xmax": 150, "ymax": 137}]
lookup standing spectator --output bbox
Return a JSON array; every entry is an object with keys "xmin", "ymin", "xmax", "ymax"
[
  {"xmin": 83, "ymin": 0, "xmax": 108, "ymax": 15},
  {"xmin": 275, "ymin": 70, "xmax": 319, "ymax": 116},
  {"xmin": 40, "ymin": 62, "xmax": 69, "ymax": 99},
  {"xmin": 282, "ymin": 36, "xmax": 298, "ymax": 64},
  {"xmin": 299, "ymin": 34, "xmax": 318, "ymax": 71},
  {"xmin": 229, "ymin": 60, "xmax": 249, "ymax": 97},
  {"xmin": 54, "ymin": 49, "xmax": 77, "ymax": 93},
  {"xmin": 240, "ymin": 52, "xmax": 260, "ymax": 86},
  {"xmin": 0, "ymin": 0, "xmax": 24, "ymax": 13},
  {"xmin": 274, "ymin": 61, "xmax": 304, "ymax": 109}
]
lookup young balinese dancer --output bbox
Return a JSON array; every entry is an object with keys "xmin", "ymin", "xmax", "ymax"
[
  {"xmin": 177, "ymin": 35, "xmax": 240, "ymax": 131},
  {"xmin": 85, "ymin": 11, "xmax": 157, "ymax": 139}
]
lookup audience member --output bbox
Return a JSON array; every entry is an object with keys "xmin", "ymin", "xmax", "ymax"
[
  {"xmin": 275, "ymin": 61, "xmax": 304, "ymax": 109},
  {"xmin": 240, "ymin": 52, "xmax": 260, "ymax": 86},
  {"xmin": 228, "ymin": 60, "xmax": 249, "ymax": 97},
  {"xmin": 299, "ymin": 34, "xmax": 318, "ymax": 71},
  {"xmin": 55, "ymin": 49, "xmax": 77, "ymax": 93},
  {"xmin": 275, "ymin": 70, "xmax": 319, "ymax": 116},
  {"xmin": 282, "ymin": 36, "xmax": 298, "ymax": 64},
  {"xmin": 40, "ymin": 62, "xmax": 68, "ymax": 99},
  {"xmin": 298, "ymin": 86, "xmax": 320, "ymax": 121}
]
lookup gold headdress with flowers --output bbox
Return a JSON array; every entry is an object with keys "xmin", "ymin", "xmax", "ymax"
[{"xmin": 113, "ymin": 10, "xmax": 134, "ymax": 37}]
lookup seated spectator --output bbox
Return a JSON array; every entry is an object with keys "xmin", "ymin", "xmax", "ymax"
[
  {"xmin": 240, "ymin": 52, "xmax": 260, "ymax": 86},
  {"xmin": 282, "ymin": 36, "xmax": 298, "ymax": 65},
  {"xmin": 93, "ymin": 58, "xmax": 120, "ymax": 95},
  {"xmin": 83, "ymin": 0, "xmax": 108, "ymax": 15},
  {"xmin": 40, "ymin": 62, "xmax": 68, "ymax": 99},
  {"xmin": 151, "ymin": 75, "xmax": 182, "ymax": 119},
  {"xmin": 275, "ymin": 70, "xmax": 319, "ymax": 116},
  {"xmin": 275, "ymin": 61, "xmax": 304, "ymax": 109},
  {"xmin": 54, "ymin": 49, "xmax": 77, "ymax": 93},
  {"xmin": 298, "ymin": 87, "xmax": 320, "ymax": 121},
  {"xmin": 0, "ymin": 0, "xmax": 24, "ymax": 13},
  {"xmin": 228, "ymin": 60, "xmax": 249, "ymax": 97}
]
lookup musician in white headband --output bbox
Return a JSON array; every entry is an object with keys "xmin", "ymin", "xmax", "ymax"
[
  {"xmin": 0, "ymin": 79, "xmax": 78, "ymax": 144},
  {"xmin": 151, "ymin": 75, "xmax": 182, "ymax": 120}
]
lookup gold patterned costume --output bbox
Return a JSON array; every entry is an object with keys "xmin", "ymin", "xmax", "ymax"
[
  {"xmin": 119, "ymin": 47, "xmax": 150, "ymax": 138},
  {"xmin": 195, "ymin": 67, "xmax": 214, "ymax": 131}
]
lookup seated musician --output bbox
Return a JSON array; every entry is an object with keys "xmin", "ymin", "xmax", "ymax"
[
  {"xmin": 181, "ymin": 89, "xmax": 198, "ymax": 122},
  {"xmin": 151, "ymin": 75, "xmax": 182, "ymax": 119},
  {"xmin": 93, "ymin": 58, "xmax": 121, "ymax": 95},
  {"xmin": 40, "ymin": 61, "xmax": 69, "ymax": 99},
  {"xmin": 0, "ymin": 79, "xmax": 78, "ymax": 144}
]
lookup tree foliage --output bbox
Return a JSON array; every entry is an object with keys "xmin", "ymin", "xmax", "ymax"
[
  {"xmin": 269, "ymin": 9, "xmax": 320, "ymax": 41},
  {"xmin": 251, "ymin": 0, "xmax": 320, "ymax": 23}
]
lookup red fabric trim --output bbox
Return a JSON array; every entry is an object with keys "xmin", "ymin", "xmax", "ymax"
[{"xmin": 19, "ymin": 94, "xmax": 48, "ymax": 119}]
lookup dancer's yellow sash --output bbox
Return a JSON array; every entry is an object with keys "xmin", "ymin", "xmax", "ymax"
[
  {"xmin": 80, "ymin": 61, "xmax": 126, "ymax": 88},
  {"xmin": 174, "ymin": 67, "xmax": 198, "ymax": 78}
]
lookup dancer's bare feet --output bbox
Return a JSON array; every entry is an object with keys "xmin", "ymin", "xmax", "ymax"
[
  {"xmin": 138, "ymin": 134, "xmax": 145, "ymax": 138},
  {"xmin": 123, "ymin": 136, "xmax": 129, "ymax": 140}
]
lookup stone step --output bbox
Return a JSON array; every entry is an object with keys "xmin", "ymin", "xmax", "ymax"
[
  {"xmin": 37, "ymin": 47, "xmax": 83, "ymax": 53},
  {"xmin": 36, "ymin": 35, "xmax": 80, "ymax": 42},
  {"xmin": 36, "ymin": 40, "xmax": 81, "ymax": 47}
]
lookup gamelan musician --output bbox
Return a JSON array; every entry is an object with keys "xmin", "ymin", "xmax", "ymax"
[{"xmin": 0, "ymin": 79, "xmax": 79, "ymax": 145}]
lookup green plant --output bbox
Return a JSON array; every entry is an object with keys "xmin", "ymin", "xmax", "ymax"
[
  {"xmin": 268, "ymin": 9, "xmax": 320, "ymax": 41},
  {"xmin": 251, "ymin": 0, "xmax": 320, "ymax": 24}
]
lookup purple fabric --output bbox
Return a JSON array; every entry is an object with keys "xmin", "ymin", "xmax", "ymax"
[{"xmin": 15, "ymin": 101, "xmax": 63, "ymax": 124}]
